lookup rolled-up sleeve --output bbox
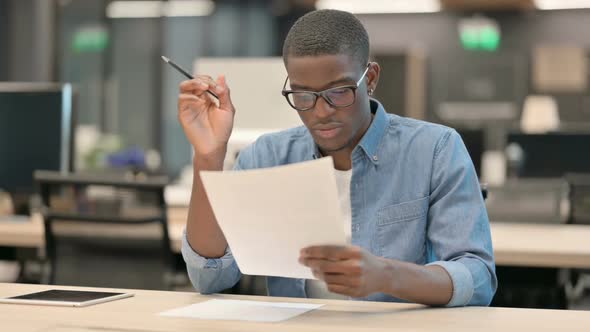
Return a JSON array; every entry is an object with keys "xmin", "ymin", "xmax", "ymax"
[
  {"xmin": 181, "ymin": 230, "xmax": 241, "ymax": 294},
  {"xmin": 427, "ymin": 129, "xmax": 497, "ymax": 307},
  {"xmin": 181, "ymin": 144, "xmax": 258, "ymax": 294}
]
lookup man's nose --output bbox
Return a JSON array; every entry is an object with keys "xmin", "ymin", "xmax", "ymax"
[{"xmin": 313, "ymin": 96, "xmax": 336, "ymax": 119}]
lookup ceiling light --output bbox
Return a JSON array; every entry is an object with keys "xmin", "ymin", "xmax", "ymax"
[
  {"xmin": 106, "ymin": 0, "xmax": 215, "ymax": 19},
  {"xmin": 316, "ymin": 0, "xmax": 441, "ymax": 14},
  {"xmin": 106, "ymin": 1, "xmax": 161, "ymax": 18},
  {"xmin": 535, "ymin": 0, "xmax": 590, "ymax": 10},
  {"xmin": 165, "ymin": 0, "xmax": 215, "ymax": 17}
]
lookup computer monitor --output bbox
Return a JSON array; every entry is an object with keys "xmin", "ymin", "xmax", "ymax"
[
  {"xmin": 507, "ymin": 132, "xmax": 590, "ymax": 178},
  {"xmin": 456, "ymin": 129, "xmax": 484, "ymax": 177},
  {"xmin": 0, "ymin": 83, "xmax": 75, "ymax": 212}
]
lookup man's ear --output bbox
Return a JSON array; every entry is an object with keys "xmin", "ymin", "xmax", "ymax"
[{"xmin": 367, "ymin": 62, "xmax": 380, "ymax": 95}]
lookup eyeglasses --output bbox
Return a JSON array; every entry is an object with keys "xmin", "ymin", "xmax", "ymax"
[{"xmin": 281, "ymin": 63, "xmax": 370, "ymax": 112}]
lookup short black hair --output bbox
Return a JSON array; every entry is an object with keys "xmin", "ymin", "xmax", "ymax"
[{"xmin": 282, "ymin": 9, "xmax": 369, "ymax": 68}]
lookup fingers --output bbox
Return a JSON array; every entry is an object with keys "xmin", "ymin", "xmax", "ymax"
[
  {"xmin": 214, "ymin": 75, "xmax": 234, "ymax": 113},
  {"xmin": 325, "ymin": 284, "xmax": 359, "ymax": 297},
  {"xmin": 178, "ymin": 75, "xmax": 233, "ymax": 112},
  {"xmin": 301, "ymin": 245, "xmax": 362, "ymax": 261},
  {"xmin": 180, "ymin": 75, "xmax": 216, "ymax": 88},
  {"xmin": 178, "ymin": 93, "xmax": 209, "ymax": 104},
  {"xmin": 179, "ymin": 75, "xmax": 218, "ymax": 96},
  {"xmin": 310, "ymin": 270, "xmax": 362, "ymax": 297},
  {"xmin": 178, "ymin": 93, "xmax": 200, "ymax": 103},
  {"xmin": 178, "ymin": 93, "xmax": 209, "ymax": 111},
  {"xmin": 320, "ymin": 273, "xmax": 362, "ymax": 288},
  {"xmin": 300, "ymin": 257, "xmax": 362, "ymax": 275}
]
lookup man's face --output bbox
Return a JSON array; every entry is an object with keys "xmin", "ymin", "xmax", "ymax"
[{"xmin": 285, "ymin": 54, "xmax": 375, "ymax": 153}]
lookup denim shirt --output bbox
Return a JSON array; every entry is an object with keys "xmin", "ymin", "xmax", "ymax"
[{"xmin": 182, "ymin": 100, "xmax": 497, "ymax": 307}]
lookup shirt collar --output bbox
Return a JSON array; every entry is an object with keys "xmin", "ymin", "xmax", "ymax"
[
  {"xmin": 310, "ymin": 99, "xmax": 389, "ymax": 165},
  {"xmin": 356, "ymin": 99, "xmax": 388, "ymax": 165}
]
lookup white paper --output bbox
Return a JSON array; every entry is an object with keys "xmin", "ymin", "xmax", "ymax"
[
  {"xmin": 200, "ymin": 157, "xmax": 346, "ymax": 280},
  {"xmin": 159, "ymin": 299, "xmax": 323, "ymax": 322}
]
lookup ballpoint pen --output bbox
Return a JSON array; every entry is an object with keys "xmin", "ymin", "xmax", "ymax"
[{"xmin": 161, "ymin": 55, "xmax": 219, "ymax": 100}]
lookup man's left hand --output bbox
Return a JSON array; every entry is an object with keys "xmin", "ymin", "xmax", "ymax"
[{"xmin": 299, "ymin": 245, "xmax": 389, "ymax": 298}]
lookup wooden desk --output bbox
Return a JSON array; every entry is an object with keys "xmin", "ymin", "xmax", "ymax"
[
  {"xmin": 0, "ymin": 209, "xmax": 185, "ymax": 253},
  {"xmin": 3, "ymin": 209, "xmax": 590, "ymax": 269},
  {"xmin": 0, "ymin": 214, "xmax": 44, "ymax": 248},
  {"xmin": 491, "ymin": 222, "xmax": 590, "ymax": 269},
  {"xmin": 1, "ymin": 283, "xmax": 590, "ymax": 332}
]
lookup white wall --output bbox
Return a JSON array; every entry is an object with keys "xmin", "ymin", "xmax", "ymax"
[{"xmin": 194, "ymin": 57, "xmax": 303, "ymax": 132}]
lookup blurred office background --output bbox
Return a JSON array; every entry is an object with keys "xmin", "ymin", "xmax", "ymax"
[
  {"xmin": 1, "ymin": 0, "xmax": 590, "ymax": 310},
  {"xmin": 2, "ymin": 0, "xmax": 590, "ymax": 178}
]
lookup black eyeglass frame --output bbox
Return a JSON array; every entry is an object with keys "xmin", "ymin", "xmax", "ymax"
[{"xmin": 281, "ymin": 63, "xmax": 371, "ymax": 112}]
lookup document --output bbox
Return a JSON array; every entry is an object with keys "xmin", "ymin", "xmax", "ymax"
[
  {"xmin": 200, "ymin": 156, "xmax": 346, "ymax": 280},
  {"xmin": 159, "ymin": 299, "xmax": 323, "ymax": 322}
]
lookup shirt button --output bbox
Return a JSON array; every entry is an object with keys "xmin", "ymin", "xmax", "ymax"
[{"xmin": 372, "ymin": 155, "xmax": 378, "ymax": 161}]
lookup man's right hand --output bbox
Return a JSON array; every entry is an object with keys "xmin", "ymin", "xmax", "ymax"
[
  {"xmin": 181, "ymin": 75, "xmax": 234, "ymax": 258},
  {"xmin": 177, "ymin": 74, "xmax": 235, "ymax": 160}
]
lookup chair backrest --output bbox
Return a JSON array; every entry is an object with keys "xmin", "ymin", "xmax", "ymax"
[
  {"xmin": 484, "ymin": 178, "xmax": 568, "ymax": 224},
  {"xmin": 565, "ymin": 173, "xmax": 590, "ymax": 225},
  {"xmin": 34, "ymin": 170, "xmax": 174, "ymax": 289}
]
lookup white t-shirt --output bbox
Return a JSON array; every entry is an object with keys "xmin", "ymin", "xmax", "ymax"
[
  {"xmin": 305, "ymin": 168, "xmax": 352, "ymax": 299},
  {"xmin": 335, "ymin": 169, "xmax": 353, "ymax": 243}
]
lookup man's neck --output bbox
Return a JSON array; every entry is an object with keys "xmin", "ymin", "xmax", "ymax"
[
  {"xmin": 318, "ymin": 102, "xmax": 376, "ymax": 171},
  {"xmin": 329, "ymin": 149, "xmax": 353, "ymax": 171},
  {"xmin": 330, "ymin": 111, "xmax": 375, "ymax": 171}
]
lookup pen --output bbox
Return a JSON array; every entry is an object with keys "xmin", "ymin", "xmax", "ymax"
[{"xmin": 161, "ymin": 55, "xmax": 219, "ymax": 100}]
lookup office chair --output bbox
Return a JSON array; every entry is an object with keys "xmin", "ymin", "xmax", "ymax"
[
  {"xmin": 34, "ymin": 170, "xmax": 186, "ymax": 290},
  {"xmin": 488, "ymin": 179, "xmax": 569, "ymax": 309},
  {"xmin": 564, "ymin": 173, "xmax": 590, "ymax": 307},
  {"xmin": 566, "ymin": 173, "xmax": 590, "ymax": 225}
]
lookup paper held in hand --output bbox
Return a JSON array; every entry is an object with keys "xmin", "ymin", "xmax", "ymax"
[{"xmin": 200, "ymin": 156, "xmax": 346, "ymax": 280}]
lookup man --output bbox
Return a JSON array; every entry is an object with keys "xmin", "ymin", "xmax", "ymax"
[{"xmin": 177, "ymin": 9, "xmax": 496, "ymax": 307}]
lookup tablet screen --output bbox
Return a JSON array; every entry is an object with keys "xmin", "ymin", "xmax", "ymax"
[{"xmin": 8, "ymin": 290, "xmax": 126, "ymax": 303}]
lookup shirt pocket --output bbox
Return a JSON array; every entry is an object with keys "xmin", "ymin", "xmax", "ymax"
[{"xmin": 375, "ymin": 196, "xmax": 429, "ymax": 263}]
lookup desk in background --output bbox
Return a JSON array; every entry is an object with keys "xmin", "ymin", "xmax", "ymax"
[
  {"xmin": 2, "ymin": 210, "xmax": 590, "ymax": 269},
  {"xmin": 491, "ymin": 222, "xmax": 590, "ymax": 269},
  {"xmin": 0, "ymin": 214, "xmax": 44, "ymax": 249},
  {"xmin": 0, "ymin": 210, "xmax": 184, "ymax": 253}
]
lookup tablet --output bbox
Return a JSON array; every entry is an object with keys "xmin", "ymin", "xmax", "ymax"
[{"xmin": 0, "ymin": 289, "xmax": 134, "ymax": 307}]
